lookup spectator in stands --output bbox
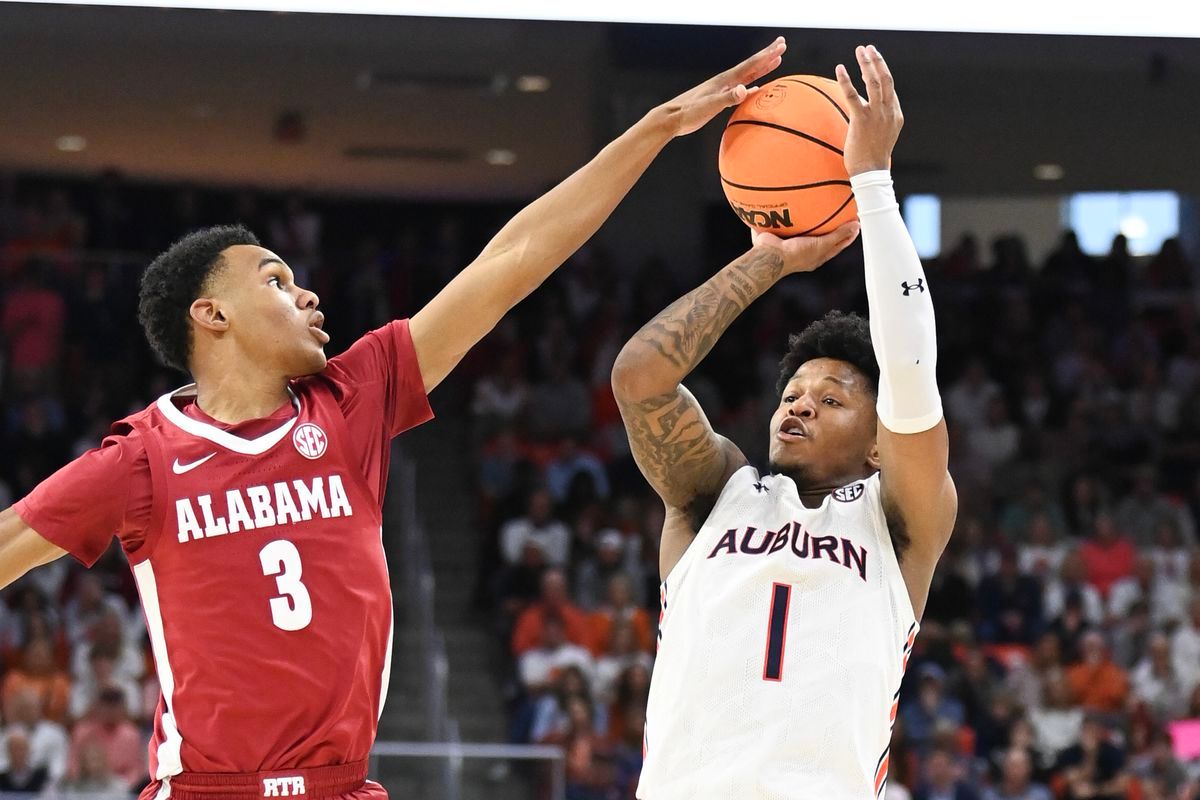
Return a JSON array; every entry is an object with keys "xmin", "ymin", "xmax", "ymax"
[
  {"xmin": 526, "ymin": 361, "xmax": 591, "ymax": 441},
  {"xmin": 557, "ymin": 695, "xmax": 613, "ymax": 800},
  {"xmin": 610, "ymin": 701, "xmax": 646, "ymax": 799},
  {"xmin": 0, "ymin": 729, "xmax": 49, "ymax": 794},
  {"xmin": 1016, "ymin": 514, "xmax": 1068, "ymax": 584},
  {"xmin": 1055, "ymin": 714, "xmax": 1129, "ymax": 800},
  {"xmin": 68, "ymin": 687, "xmax": 145, "ymax": 790},
  {"xmin": 512, "ymin": 569, "xmax": 593, "ymax": 656},
  {"xmin": 1129, "ymin": 731, "xmax": 1192, "ymax": 800},
  {"xmin": 471, "ymin": 351, "xmax": 530, "ymax": 433},
  {"xmin": 946, "ymin": 359, "xmax": 1001, "ymax": 431},
  {"xmin": 914, "ymin": 747, "xmax": 978, "ymax": 800},
  {"xmin": 60, "ymin": 737, "xmax": 130, "ymax": 799},
  {"xmin": 0, "ymin": 685, "xmax": 69, "ymax": 788},
  {"xmin": 976, "ymin": 548, "xmax": 1043, "ymax": 644},
  {"xmin": 594, "ymin": 618, "xmax": 654, "ymax": 706},
  {"xmin": 1109, "ymin": 556, "xmax": 1189, "ymax": 628},
  {"xmin": 1061, "ymin": 474, "xmax": 1110, "ymax": 539},
  {"xmin": 1028, "ymin": 674, "xmax": 1082, "ymax": 772},
  {"xmin": 967, "ymin": 398, "xmax": 1021, "ymax": 474},
  {"xmin": 1065, "ymin": 632, "xmax": 1128, "ymax": 714},
  {"xmin": 1079, "ymin": 514, "xmax": 1136, "ymax": 598},
  {"xmin": 69, "ymin": 643, "xmax": 142, "ymax": 721},
  {"xmin": 1, "ymin": 257, "xmax": 66, "ymax": 391},
  {"xmin": 546, "ymin": 438, "xmax": 610, "ymax": 504},
  {"xmin": 575, "ymin": 530, "xmax": 630, "ymax": 610},
  {"xmin": 2, "ymin": 637, "xmax": 71, "ymax": 723},
  {"xmin": 983, "ymin": 747, "xmax": 1052, "ymax": 800},
  {"xmin": 62, "ymin": 572, "xmax": 131, "ymax": 648},
  {"xmin": 72, "ymin": 610, "xmax": 144, "ymax": 691},
  {"xmin": 1131, "ymin": 633, "xmax": 1194, "ymax": 725},
  {"xmin": 588, "ymin": 573, "xmax": 652, "ymax": 657},
  {"xmin": 1170, "ymin": 596, "xmax": 1200, "ymax": 691},
  {"xmin": 529, "ymin": 664, "xmax": 603, "ymax": 745},
  {"xmin": 1116, "ymin": 464, "xmax": 1197, "ymax": 547},
  {"xmin": 902, "ymin": 664, "xmax": 966, "ymax": 753},
  {"xmin": 501, "ymin": 489, "xmax": 571, "ymax": 569}
]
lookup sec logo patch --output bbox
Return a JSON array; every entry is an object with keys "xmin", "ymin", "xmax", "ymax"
[
  {"xmin": 833, "ymin": 483, "xmax": 864, "ymax": 503},
  {"xmin": 293, "ymin": 423, "xmax": 328, "ymax": 459}
]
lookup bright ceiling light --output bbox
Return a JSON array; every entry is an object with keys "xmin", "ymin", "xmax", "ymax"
[
  {"xmin": 1120, "ymin": 214, "xmax": 1149, "ymax": 239},
  {"xmin": 1033, "ymin": 163, "xmax": 1064, "ymax": 181},
  {"xmin": 56, "ymin": 135, "xmax": 87, "ymax": 152},
  {"xmin": 516, "ymin": 75, "xmax": 551, "ymax": 93},
  {"xmin": 485, "ymin": 149, "xmax": 517, "ymax": 166}
]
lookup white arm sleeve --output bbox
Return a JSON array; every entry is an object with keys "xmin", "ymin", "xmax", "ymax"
[{"xmin": 852, "ymin": 169, "xmax": 944, "ymax": 434}]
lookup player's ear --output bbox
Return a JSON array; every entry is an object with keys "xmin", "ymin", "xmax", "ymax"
[
  {"xmin": 190, "ymin": 298, "xmax": 229, "ymax": 333},
  {"xmin": 866, "ymin": 439, "xmax": 881, "ymax": 471}
]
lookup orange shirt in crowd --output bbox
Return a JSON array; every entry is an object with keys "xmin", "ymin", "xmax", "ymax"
[
  {"xmin": 511, "ymin": 603, "xmax": 594, "ymax": 656},
  {"xmin": 1066, "ymin": 660, "xmax": 1129, "ymax": 712},
  {"xmin": 1, "ymin": 669, "xmax": 71, "ymax": 723}
]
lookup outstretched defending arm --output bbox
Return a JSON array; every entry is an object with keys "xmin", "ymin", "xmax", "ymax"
[
  {"xmin": 0, "ymin": 507, "xmax": 66, "ymax": 591},
  {"xmin": 408, "ymin": 38, "xmax": 789, "ymax": 394},
  {"xmin": 613, "ymin": 226, "xmax": 859, "ymax": 578},
  {"xmin": 836, "ymin": 45, "xmax": 957, "ymax": 618}
]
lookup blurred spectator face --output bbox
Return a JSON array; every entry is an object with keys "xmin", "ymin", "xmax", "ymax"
[
  {"xmin": 1072, "ymin": 476, "xmax": 1096, "ymax": 505},
  {"xmin": 1092, "ymin": 514, "xmax": 1119, "ymax": 544},
  {"xmin": 1080, "ymin": 632, "xmax": 1107, "ymax": 665},
  {"xmin": 1135, "ymin": 558, "xmax": 1156, "ymax": 585},
  {"xmin": 96, "ymin": 688, "xmax": 126, "ymax": 726},
  {"xmin": 1034, "ymin": 632, "xmax": 1062, "ymax": 668},
  {"xmin": 5, "ymin": 730, "xmax": 31, "ymax": 772},
  {"xmin": 1060, "ymin": 551, "xmax": 1086, "ymax": 583},
  {"xmin": 77, "ymin": 573, "xmax": 105, "ymax": 609},
  {"xmin": 1149, "ymin": 633, "xmax": 1171, "ymax": 671},
  {"xmin": 560, "ymin": 666, "xmax": 587, "ymax": 696},
  {"xmin": 1029, "ymin": 514, "xmax": 1055, "ymax": 545},
  {"xmin": 1044, "ymin": 674, "xmax": 1074, "ymax": 709},
  {"xmin": 1009, "ymin": 718, "xmax": 1035, "ymax": 750},
  {"xmin": 622, "ymin": 703, "xmax": 646, "ymax": 747},
  {"xmin": 541, "ymin": 569, "xmax": 568, "ymax": 607},
  {"xmin": 1001, "ymin": 748, "xmax": 1033, "ymax": 791},
  {"xmin": 528, "ymin": 490, "xmax": 553, "ymax": 525},
  {"xmin": 624, "ymin": 664, "xmax": 651, "ymax": 698},
  {"xmin": 597, "ymin": 534, "xmax": 624, "ymax": 569},
  {"xmin": 22, "ymin": 638, "xmax": 55, "ymax": 675},
  {"xmin": 609, "ymin": 620, "xmax": 637, "ymax": 657},
  {"xmin": 566, "ymin": 696, "xmax": 592, "ymax": 734},
  {"xmin": 925, "ymin": 749, "xmax": 956, "ymax": 789},
  {"xmin": 91, "ymin": 649, "xmax": 117, "ymax": 685},
  {"xmin": 91, "ymin": 611, "xmax": 124, "ymax": 649},
  {"xmin": 5, "ymin": 687, "xmax": 42, "ymax": 725},
  {"xmin": 1080, "ymin": 715, "xmax": 1106, "ymax": 751},
  {"xmin": 543, "ymin": 617, "xmax": 567, "ymax": 650},
  {"xmin": 1152, "ymin": 518, "xmax": 1180, "ymax": 549},
  {"xmin": 78, "ymin": 740, "xmax": 112, "ymax": 781},
  {"xmin": 605, "ymin": 573, "xmax": 633, "ymax": 608}
]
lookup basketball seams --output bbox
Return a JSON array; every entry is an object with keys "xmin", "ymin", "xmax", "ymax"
[
  {"xmin": 725, "ymin": 120, "xmax": 844, "ymax": 157},
  {"xmin": 795, "ymin": 191, "xmax": 856, "ymax": 237},
  {"xmin": 720, "ymin": 177, "xmax": 851, "ymax": 192},
  {"xmin": 779, "ymin": 78, "xmax": 852, "ymax": 125}
]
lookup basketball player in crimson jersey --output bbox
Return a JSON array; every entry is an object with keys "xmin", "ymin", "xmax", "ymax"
[
  {"xmin": 0, "ymin": 39, "xmax": 790, "ymax": 800},
  {"xmin": 613, "ymin": 47, "xmax": 957, "ymax": 799}
]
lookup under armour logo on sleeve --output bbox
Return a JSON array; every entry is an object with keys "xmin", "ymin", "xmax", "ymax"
[{"xmin": 900, "ymin": 279, "xmax": 925, "ymax": 296}]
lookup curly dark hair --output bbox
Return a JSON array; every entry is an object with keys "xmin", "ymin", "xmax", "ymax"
[
  {"xmin": 137, "ymin": 225, "xmax": 260, "ymax": 373},
  {"xmin": 775, "ymin": 310, "xmax": 879, "ymax": 398}
]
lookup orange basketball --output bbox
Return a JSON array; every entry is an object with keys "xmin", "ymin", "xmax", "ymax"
[{"xmin": 719, "ymin": 75, "xmax": 857, "ymax": 237}]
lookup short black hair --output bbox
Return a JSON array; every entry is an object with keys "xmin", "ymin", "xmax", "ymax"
[
  {"xmin": 775, "ymin": 310, "xmax": 879, "ymax": 397},
  {"xmin": 138, "ymin": 225, "xmax": 260, "ymax": 373}
]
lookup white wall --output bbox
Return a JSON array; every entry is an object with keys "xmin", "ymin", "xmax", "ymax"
[{"xmin": 939, "ymin": 195, "xmax": 1066, "ymax": 266}]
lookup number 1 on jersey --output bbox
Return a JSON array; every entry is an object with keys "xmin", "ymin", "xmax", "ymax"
[{"xmin": 763, "ymin": 582, "xmax": 791, "ymax": 681}]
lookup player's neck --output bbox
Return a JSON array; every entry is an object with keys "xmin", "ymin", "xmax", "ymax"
[{"xmin": 191, "ymin": 366, "xmax": 292, "ymax": 425}]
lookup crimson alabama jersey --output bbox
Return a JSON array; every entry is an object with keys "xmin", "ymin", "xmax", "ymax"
[{"xmin": 15, "ymin": 320, "xmax": 432, "ymax": 796}]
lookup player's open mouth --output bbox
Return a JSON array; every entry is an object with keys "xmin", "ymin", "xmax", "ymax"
[
  {"xmin": 308, "ymin": 312, "xmax": 329, "ymax": 344},
  {"xmin": 776, "ymin": 419, "xmax": 807, "ymax": 441}
]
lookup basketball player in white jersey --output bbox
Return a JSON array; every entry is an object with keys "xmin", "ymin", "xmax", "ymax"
[{"xmin": 612, "ymin": 46, "xmax": 956, "ymax": 799}]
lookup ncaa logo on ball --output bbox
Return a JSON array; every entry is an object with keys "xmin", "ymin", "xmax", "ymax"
[
  {"xmin": 754, "ymin": 83, "xmax": 788, "ymax": 111},
  {"xmin": 293, "ymin": 423, "xmax": 328, "ymax": 460}
]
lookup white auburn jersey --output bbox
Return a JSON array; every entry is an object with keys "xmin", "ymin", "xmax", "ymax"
[{"xmin": 638, "ymin": 466, "xmax": 917, "ymax": 800}]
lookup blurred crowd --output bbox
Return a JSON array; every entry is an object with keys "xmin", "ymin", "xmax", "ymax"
[{"xmin": 1, "ymin": 168, "xmax": 1199, "ymax": 800}]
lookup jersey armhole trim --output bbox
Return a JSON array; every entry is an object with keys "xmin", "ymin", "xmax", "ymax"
[
  {"xmin": 661, "ymin": 464, "xmax": 759, "ymax": 589},
  {"xmin": 867, "ymin": 473, "xmax": 919, "ymax": 627}
]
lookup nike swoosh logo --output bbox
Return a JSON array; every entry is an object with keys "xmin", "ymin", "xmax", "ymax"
[{"xmin": 172, "ymin": 453, "xmax": 216, "ymax": 474}]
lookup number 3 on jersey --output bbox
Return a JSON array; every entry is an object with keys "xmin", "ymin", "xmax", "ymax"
[
  {"xmin": 763, "ymin": 583, "xmax": 791, "ymax": 681},
  {"xmin": 259, "ymin": 539, "xmax": 313, "ymax": 631}
]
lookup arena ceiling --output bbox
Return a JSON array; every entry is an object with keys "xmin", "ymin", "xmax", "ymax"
[{"xmin": 0, "ymin": 3, "xmax": 1198, "ymax": 200}]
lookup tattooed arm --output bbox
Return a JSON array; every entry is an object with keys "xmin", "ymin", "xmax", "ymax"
[{"xmin": 612, "ymin": 224, "xmax": 860, "ymax": 578}]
